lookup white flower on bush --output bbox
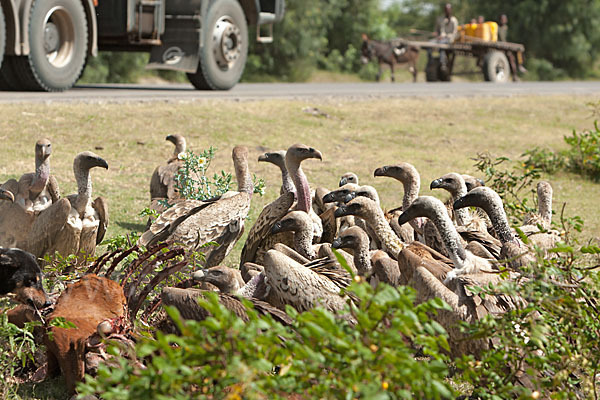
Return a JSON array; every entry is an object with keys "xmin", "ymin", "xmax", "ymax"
[{"xmin": 512, "ymin": 322, "xmax": 530, "ymax": 344}]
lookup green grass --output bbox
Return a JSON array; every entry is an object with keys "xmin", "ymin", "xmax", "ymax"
[{"xmin": 0, "ymin": 95, "xmax": 598, "ymax": 270}]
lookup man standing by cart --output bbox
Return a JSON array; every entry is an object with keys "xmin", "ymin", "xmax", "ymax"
[{"xmin": 431, "ymin": 3, "xmax": 459, "ymax": 73}]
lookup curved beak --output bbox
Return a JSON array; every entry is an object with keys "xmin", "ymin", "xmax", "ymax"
[
  {"xmin": 192, "ymin": 269, "xmax": 207, "ymax": 281},
  {"xmin": 332, "ymin": 237, "xmax": 343, "ymax": 249},
  {"xmin": 339, "ymin": 177, "xmax": 347, "ymax": 187},
  {"xmin": 96, "ymin": 157, "xmax": 109, "ymax": 170},
  {"xmin": 271, "ymin": 221, "xmax": 283, "ymax": 234},
  {"xmin": 322, "ymin": 192, "xmax": 337, "ymax": 204},
  {"xmin": 397, "ymin": 211, "xmax": 412, "ymax": 227},
  {"xmin": 334, "ymin": 205, "xmax": 349, "ymax": 218},
  {"xmin": 373, "ymin": 167, "xmax": 387, "ymax": 177},
  {"xmin": 165, "ymin": 135, "xmax": 175, "ymax": 143},
  {"xmin": 0, "ymin": 189, "xmax": 14, "ymax": 202},
  {"xmin": 430, "ymin": 178, "xmax": 443, "ymax": 190},
  {"xmin": 258, "ymin": 153, "xmax": 269, "ymax": 162},
  {"xmin": 343, "ymin": 192, "xmax": 356, "ymax": 204},
  {"xmin": 453, "ymin": 195, "xmax": 471, "ymax": 211},
  {"xmin": 312, "ymin": 149, "xmax": 323, "ymax": 161}
]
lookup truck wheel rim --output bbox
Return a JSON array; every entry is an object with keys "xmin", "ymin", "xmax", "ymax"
[
  {"xmin": 43, "ymin": 6, "xmax": 75, "ymax": 68},
  {"xmin": 211, "ymin": 16, "xmax": 242, "ymax": 70}
]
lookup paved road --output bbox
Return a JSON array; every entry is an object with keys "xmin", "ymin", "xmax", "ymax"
[{"xmin": 2, "ymin": 81, "xmax": 600, "ymax": 104}]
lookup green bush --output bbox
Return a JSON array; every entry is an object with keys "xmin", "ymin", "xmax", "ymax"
[
  {"xmin": 456, "ymin": 239, "xmax": 600, "ymax": 399},
  {"xmin": 78, "ymin": 280, "xmax": 455, "ymax": 399},
  {"xmin": 523, "ymin": 120, "xmax": 600, "ymax": 181},
  {"xmin": 473, "ymin": 152, "xmax": 541, "ymax": 225},
  {"xmin": 0, "ymin": 314, "xmax": 38, "ymax": 399}
]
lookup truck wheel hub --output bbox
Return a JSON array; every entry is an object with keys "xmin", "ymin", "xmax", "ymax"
[
  {"xmin": 43, "ymin": 6, "xmax": 75, "ymax": 68},
  {"xmin": 212, "ymin": 16, "xmax": 241, "ymax": 69}
]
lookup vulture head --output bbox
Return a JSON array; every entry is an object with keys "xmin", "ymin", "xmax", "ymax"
[
  {"xmin": 348, "ymin": 185, "xmax": 379, "ymax": 204},
  {"xmin": 453, "ymin": 186, "xmax": 500, "ymax": 215},
  {"xmin": 166, "ymin": 134, "xmax": 187, "ymax": 156},
  {"xmin": 339, "ymin": 172, "xmax": 358, "ymax": 187},
  {"xmin": 0, "ymin": 188, "xmax": 14, "ymax": 202},
  {"xmin": 271, "ymin": 210, "xmax": 312, "ymax": 235},
  {"xmin": 334, "ymin": 196, "xmax": 375, "ymax": 219},
  {"xmin": 285, "ymin": 143, "xmax": 322, "ymax": 167},
  {"xmin": 397, "ymin": 196, "xmax": 446, "ymax": 226},
  {"xmin": 373, "ymin": 162, "xmax": 419, "ymax": 184},
  {"xmin": 332, "ymin": 226, "xmax": 369, "ymax": 251},
  {"xmin": 462, "ymin": 174, "xmax": 485, "ymax": 191},
  {"xmin": 430, "ymin": 173, "xmax": 467, "ymax": 197},
  {"xmin": 0, "ymin": 248, "xmax": 50, "ymax": 308},
  {"xmin": 258, "ymin": 150, "xmax": 286, "ymax": 168},
  {"xmin": 35, "ymin": 138, "xmax": 52, "ymax": 162},
  {"xmin": 74, "ymin": 151, "xmax": 109, "ymax": 172},
  {"xmin": 322, "ymin": 183, "xmax": 358, "ymax": 204},
  {"xmin": 192, "ymin": 266, "xmax": 242, "ymax": 294}
]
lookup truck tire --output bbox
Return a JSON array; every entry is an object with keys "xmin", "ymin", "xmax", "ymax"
[
  {"xmin": 0, "ymin": 6, "xmax": 5, "ymax": 68},
  {"xmin": 425, "ymin": 57, "xmax": 439, "ymax": 82},
  {"xmin": 16, "ymin": 0, "xmax": 88, "ymax": 91},
  {"xmin": 0, "ymin": 57, "xmax": 26, "ymax": 90},
  {"xmin": 483, "ymin": 51, "xmax": 510, "ymax": 83},
  {"xmin": 187, "ymin": 0, "xmax": 248, "ymax": 90}
]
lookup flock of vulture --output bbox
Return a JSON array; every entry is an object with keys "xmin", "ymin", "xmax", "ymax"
[{"xmin": 0, "ymin": 134, "xmax": 560, "ymax": 359}]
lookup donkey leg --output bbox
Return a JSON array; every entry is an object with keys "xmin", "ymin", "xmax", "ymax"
[
  {"xmin": 410, "ymin": 62, "xmax": 417, "ymax": 83},
  {"xmin": 390, "ymin": 64, "xmax": 395, "ymax": 82},
  {"xmin": 376, "ymin": 63, "xmax": 382, "ymax": 82}
]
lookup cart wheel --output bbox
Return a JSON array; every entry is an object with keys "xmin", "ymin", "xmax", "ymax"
[
  {"xmin": 425, "ymin": 57, "xmax": 439, "ymax": 82},
  {"xmin": 483, "ymin": 51, "xmax": 510, "ymax": 83},
  {"xmin": 187, "ymin": 0, "xmax": 248, "ymax": 90}
]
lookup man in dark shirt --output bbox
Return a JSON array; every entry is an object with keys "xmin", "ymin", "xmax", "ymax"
[{"xmin": 498, "ymin": 13, "xmax": 526, "ymax": 79}]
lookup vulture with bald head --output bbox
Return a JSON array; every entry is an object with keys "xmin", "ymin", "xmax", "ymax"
[
  {"xmin": 28, "ymin": 151, "xmax": 109, "ymax": 262},
  {"xmin": 140, "ymin": 145, "xmax": 253, "ymax": 267}
]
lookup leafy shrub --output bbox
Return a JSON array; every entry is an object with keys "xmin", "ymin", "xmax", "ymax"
[
  {"xmin": 523, "ymin": 120, "xmax": 600, "ymax": 181},
  {"xmin": 0, "ymin": 314, "xmax": 38, "ymax": 399},
  {"xmin": 456, "ymin": 237, "xmax": 600, "ymax": 399},
  {"xmin": 473, "ymin": 152, "xmax": 541, "ymax": 225},
  {"xmin": 79, "ymin": 279, "xmax": 455, "ymax": 399}
]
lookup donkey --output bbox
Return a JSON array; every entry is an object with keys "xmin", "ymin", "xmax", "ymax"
[{"xmin": 360, "ymin": 34, "xmax": 419, "ymax": 83}]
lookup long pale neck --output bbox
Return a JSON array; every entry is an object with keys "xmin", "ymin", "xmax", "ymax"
[
  {"xmin": 365, "ymin": 206, "xmax": 404, "ymax": 256},
  {"xmin": 452, "ymin": 183, "xmax": 471, "ymax": 226},
  {"xmin": 280, "ymin": 167, "xmax": 296, "ymax": 196},
  {"xmin": 429, "ymin": 207, "xmax": 467, "ymax": 268},
  {"xmin": 74, "ymin": 168, "xmax": 92, "ymax": 215},
  {"xmin": 31, "ymin": 157, "xmax": 50, "ymax": 195},
  {"xmin": 353, "ymin": 242, "xmax": 372, "ymax": 276},
  {"xmin": 235, "ymin": 159, "xmax": 253, "ymax": 194},
  {"xmin": 294, "ymin": 227, "xmax": 315, "ymax": 259},
  {"xmin": 538, "ymin": 188, "xmax": 553, "ymax": 227},
  {"xmin": 402, "ymin": 179, "xmax": 420, "ymax": 211},
  {"xmin": 291, "ymin": 166, "xmax": 311, "ymax": 213},
  {"xmin": 482, "ymin": 199, "xmax": 515, "ymax": 244}
]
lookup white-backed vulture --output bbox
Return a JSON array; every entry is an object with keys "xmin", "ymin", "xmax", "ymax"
[
  {"xmin": 334, "ymin": 196, "xmax": 404, "ymax": 258},
  {"xmin": 373, "ymin": 162, "xmax": 424, "ymax": 235},
  {"xmin": 140, "ymin": 146, "xmax": 253, "ymax": 267},
  {"xmin": 271, "ymin": 210, "xmax": 320, "ymax": 259},
  {"xmin": 461, "ymin": 174, "xmax": 485, "ymax": 192},
  {"xmin": 149, "ymin": 134, "xmax": 186, "ymax": 205},
  {"xmin": 0, "ymin": 139, "xmax": 60, "ymax": 249},
  {"xmin": 398, "ymin": 196, "xmax": 493, "ymax": 280},
  {"xmin": 339, "ymin": 172, "xmax": 359, "ymax": 187},
  {"xmin": 239, "ymin": 191, "xmax": 295, "ymax": 267},
  {"xmin": 161, "ymin": 286, "xmax": 293, "ymax": 326},
  {"xmin": 262, "ymin": 249, "xmax": 351, "ymax": 313},
  {"xmin": 453, "ymin": 186, "xmax": 547, "ymax": 270},
  {"xmin": 285, "ymin": 143, "xmax": 324, "ymax": 241},
  {"xmin": 523, "ymin": 181, "xmax": 553, "ymax": 230},
  {"xmin": 258, "ymin": 150, "xmax": 296, "ymax": 196},
  {"xmin": 332, "ymin": 226, "xmax": 373, "ymax": 276},
  {"xmin": 29, "ymin": 151, "xmax": 109, "ymax": 262}
]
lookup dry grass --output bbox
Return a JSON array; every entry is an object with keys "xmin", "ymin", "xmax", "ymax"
[{"xmin": 0, "ymin": 95, "xmax": 598, "ymax": 269}]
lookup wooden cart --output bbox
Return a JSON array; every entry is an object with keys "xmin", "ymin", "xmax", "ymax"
[{"xmin": 393, "ymin": 38, "xmax": 525, "ymax": 83}]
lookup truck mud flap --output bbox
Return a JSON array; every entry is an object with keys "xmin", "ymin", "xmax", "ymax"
[{"xmin": 147, "ymin": 16, "xmax": 201, "ymax": 73}]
